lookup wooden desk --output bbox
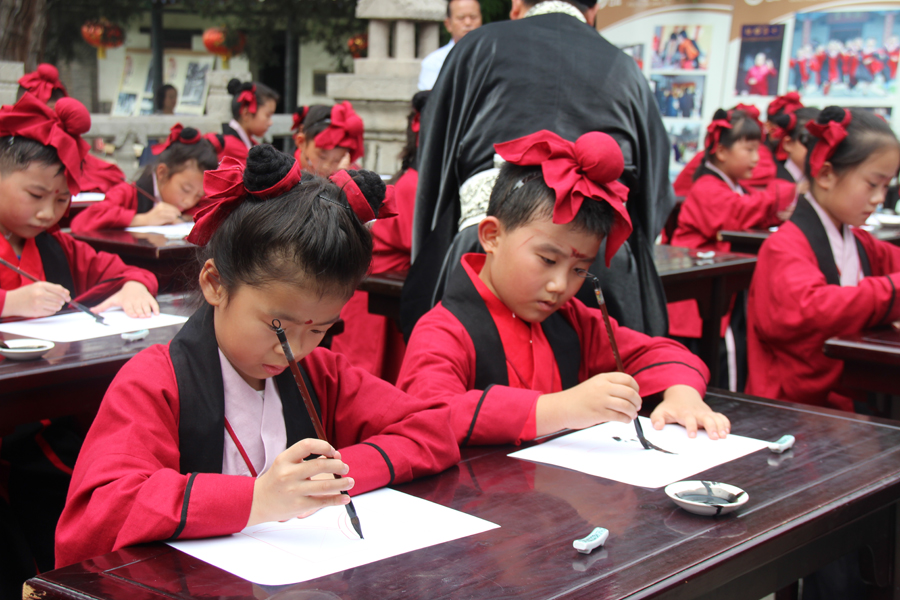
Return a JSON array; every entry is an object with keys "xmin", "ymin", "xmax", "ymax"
[
  {"xmin": 0, "ymin": 294, "xmax": 192, "ymax": 435},
  {"xmin": 824, "ymin": 328, "xmax": 900, "ymax": 418},
  {"xmin": 360, "ymin": 247, "xmax": 757, "ymax": 388},
  {"xmin": 70, "ymin": 229, "xmax": 198, "ymax": 293},
  {"xmin": 721, "ymin": 226, "xmax": 900, "ymax": 255},
  {"xmin": 24, "ymin": 391, "xmax": 900, "ymax": 600}
]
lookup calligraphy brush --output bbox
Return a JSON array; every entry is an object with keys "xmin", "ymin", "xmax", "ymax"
[
  {"xmin": 270, "ymin": 319, "xmax": 364, "ymax": 539},
  {"xmin": 590, "ymin": 277, "xmax": 674, "ymax": 455},
  {"xmin": 0, "ymin": 258, "xmax": 107, "ymax": 325}
]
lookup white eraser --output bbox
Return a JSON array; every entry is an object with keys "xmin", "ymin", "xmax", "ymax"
[
  {"xmin": 573, "ymin": 527, "xmax": 609, "ymax": 554},
  {"xmin": 696, "ymin": 251, "xmax": 716, "ymax": 259},
  {"xmin": 768, "ymin": 434, "xmax": 795, "ymax": 454},
  {"xmin": 121, "ymin": 329, "xmax": 150, "ymax": 342}
]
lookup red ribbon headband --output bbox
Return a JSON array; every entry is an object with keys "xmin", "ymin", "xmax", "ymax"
[
  {"xmin": 18, "ymin": 64, "xmax": 68, "ymax": 105},
  {"xmin": 770, "ymin": 112, "xmax": 798, "ymax": 161},
  {"xmin": 493, "ymin": 130, "xmax": 633, "ymax": 267},
  {"xmin": 805, "ymin": 110, "xmax": 852, "ymax": 178},
  {"xmin": 187, "ymin": 156, "xmax": 304, "ymax": 246},
  {"xmin": 314, "ymin": 101, "xmax": 365, "ymax": 163},
  {"xmin": 767, "ymin": 92, "xmax": 803, "ymax": 118},
  {"xmin": 152, "ymin": 123, "xmax": 203, "ymax": 155},
  {"xmin": 237, "ymin": 84, "xmax": 258, "ymax": 115},
  {"xmin": 705, "ymin": 119, "xmax": 733, "ymax": 155},
  {"xmin": 328, "ymin": 170, "xmax": 398, "ymax": 223},
  {"xmin": 0, "ymin": 93, "xmax": 91, "ymax": 195}
]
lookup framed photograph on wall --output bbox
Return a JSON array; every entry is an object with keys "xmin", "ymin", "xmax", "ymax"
[
  {"xmin": 736, "ymin": 24, "xmax": 785, "ymax": 96},
  {"xmin": 651, "ymin": 73, "xmax": 705, "ymax": 119},
  {"xmin": 652, "ymin": 25, "xmax": 713, "ymax": 71},
  {"xmin": 112, "ymin": 49, "xmax": 216, "ymax": 116}
]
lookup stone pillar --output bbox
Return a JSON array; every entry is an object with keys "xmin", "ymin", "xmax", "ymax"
[
  {"xmin": 328, "ymin": 0, "xmax": 446, "ymax": 175},
  {"xmin": 206, "ymin": 68, "xmax": 252, "ymax": 124},
  {"xmin": 0, "ymin": 61, "xmax": 24, "ymax": 107}
]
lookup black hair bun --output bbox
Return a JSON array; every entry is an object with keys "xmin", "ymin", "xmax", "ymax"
[
  {"xmin": 244, "ymin": 144, "xmax": 295, "ymax": 192},
  {"xmin": 412, "ymin": 90, "xmax": 430, "ymax": 113},
  {"xmin": 181, "ymin": 126, "xmax": 199, "ymax": 140},
  {"xmin": 818, "ymin": 105, "xmax": 848, "ymax": 125},
  {"xmin": 227, "ymin": 78, "xmax": 243, "ymax": 96},
  {"xmin": 713, "ymin": 108, "xmax": 728, "ymax": 120},
  {"xmin": 769, "ymin": 112, "xmax": 791, "ymax": 129},
  {"xmin": 346, "ymin": 169, "xmax": 386, "ymax": 217}
]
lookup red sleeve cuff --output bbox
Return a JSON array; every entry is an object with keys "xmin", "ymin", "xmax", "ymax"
[{"xmin": 178, "ymin": 473, "xmax": 255, "ymax": 539}]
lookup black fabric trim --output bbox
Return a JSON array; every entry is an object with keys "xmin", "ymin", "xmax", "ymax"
[
  {"xmin": 631, "ymin": 360, "xmax": 709, "ymax": 384},
  {"xmin": 169, "ymin": 472, "xmax": 198, "ymax": 540},
  {"xmin": 541, "ymin": 313, "xmax": 581, "ymax": 390},
  {"xmin": 856, "ymin": 237, "xmax": 872, "ymax": 278},
  {"xmin": 171, "ymin": 303, "xmax": 320, "ymax": 475},
  {"xmin": 222, "ymin": 123, "xmax": 242, "ymax": 140},
  {"xmin": 877, "ymin": 276, "xmax": 896, "ymax": 326},
  {"xmin": 462, "ymin": 384, "xmax": 495, "ymax": 447},
  {"xmin": 133, "ymin": 173, "xmax": 156, "ymax": 214},
  {"xmin": 694, "ymin": 163, "xmax": 724, "ymax": 184},
  {"xmin": 791, "ymin": 196, "xmax": 842, "ymax": 286},
  {"xmin": 775, "ymin": 161, "xmax": 795, "ymax": 183},
  {"xmin": 361, "ymin": 442, "xmax": 395, "ymax": 485},
  {"xmin": 34, "ymin": 232, "xmax": 75, "ymax": 294}
]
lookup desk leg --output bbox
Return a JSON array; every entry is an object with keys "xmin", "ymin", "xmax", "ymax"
[{"xmin": 699, "ymin": 278, "xmax": 725, "ymax": 388}]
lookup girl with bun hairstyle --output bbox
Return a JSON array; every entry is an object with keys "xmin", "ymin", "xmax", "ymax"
[
  {"xmin": 291, "ymin": 101, "xmax": 364, "ymax": 176},
  {"xmin": 673, "ymin": 103, "xmax": 777, "ymax": 195},
  {"xmin": 747, "ymin": 107, "xmax": 900, "ymax": 410},
  {"xmin": 71, "ymin": 124, "xmax": 219, "ymax": 232},
  {"xmin": 667, "ymin": 108, "xmax": 797, "ymax": 390},
  {"xmin": 17, "ymin": 66, "xmax": 126, "ymax": 193},
  {"xmin": 56, "ymin": 145, "xmax": 459, "ymax": 567},
  {"xmin": 330, "ymin": 91, "xmax": 428, "ymax": 382},
  {"xmin": 206, "ymin": 78, "xmax": 279, "ymax": 164},
  {"xmin": 769, "ymin": 106, "xmax": 820, "ymax": 187}
]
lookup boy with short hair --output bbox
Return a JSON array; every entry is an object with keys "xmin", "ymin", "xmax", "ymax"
[{"xmin": 397, "ymin": 130, "xmax": 730, "ymax": 446}]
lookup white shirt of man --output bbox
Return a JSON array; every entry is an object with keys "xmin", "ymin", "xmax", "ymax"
[{"xmin": 418, "ymin": 40, "xmax": 455, "ymax": 91}]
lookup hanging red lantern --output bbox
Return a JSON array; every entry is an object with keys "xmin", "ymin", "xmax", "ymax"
[
  {"xmin": 203, "ymin": 26, "xmax": 246, "ymax": 70},
  {"xmin": 81, "ymin": 19, "xmax": 124, "ymax": 60},
  {"xmin": 347, "ymin": 33, "xmax": 368, "ymax": 59}
]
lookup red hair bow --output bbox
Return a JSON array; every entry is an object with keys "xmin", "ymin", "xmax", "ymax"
[
  {"xmin": 0, "ymin": 93, "xmax": 91, "ymax": 195},
  {"xmin": 767, "ymin": 92, "xmax": 803, "ymax": 118},
  {"xmin": 237, "ymin": 85, "xmax": 257, "ymax": 115},
  {"xmin": 151, "ymin": 123, "xmax": 202, "ymax": 155},
  {"xmin": 493, "ymin": 130, "xmax": 632, "ymax": 267},
  {"xmin": 731, "ymin": 103, "xmax": 763, "ymax": 132},
  {"xmin": 806, "ymin": 110, "xmax": 852, "ymax": 178},
  {"xmin": 291, "ymin": 106, "xmax": 310, "ymax": 132},
  {"xmin": 770, "ymin": 112, "xmax": 797, "ymax": 161},
  {"xmin": 18, "ymin": 64, "xmax": 68, "ymax": 105},
  {"xmin": 329, "ymin": 170, "xmax": 398, "ymax": 222},
  {"xmin": 188, "ymin": 156, "xmax": 304, "ymax": 246},
  {"xmin": 314, "ymin": 102, "xmax": 365, "ymax": 163},
  {"xmin": 705, "ymin": 119, "xmax": 733, "ymax": 154}
]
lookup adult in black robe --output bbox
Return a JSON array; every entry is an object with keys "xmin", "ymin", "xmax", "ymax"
[{"xmin": 402, "ymin": 0, "xmax": 674, "ymax": 339}]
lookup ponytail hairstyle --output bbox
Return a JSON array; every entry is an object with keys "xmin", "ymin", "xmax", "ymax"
[
  {"xmin": 136, "ymin": 124, "xmax": 219, "ymax": 186},
  {"xmin": 769, "ymin": 106, "xmax": 820, "ymax": 161},
  {"xmin": 804, "ymin": 106, "xmax": 900, "ymax": 180},
  {"xmin": 697, "ymin": 108, "xmax": 762, "ymax": 180},
  {"xmin": 393, "ymin": 90, "xmax": 430, "ymax": 182},
  {"xmin": 195, "ymin": 145, "xmax": 391, "ymax": 299},
  {"xmin": 227, "ymin": 78, "xmax": 279, "ymax": 119}
]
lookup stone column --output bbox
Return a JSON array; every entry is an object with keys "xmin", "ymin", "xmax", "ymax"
[
  {"xmin": 0, "ymin": 61, "xmax": 24, "ymax": 107},
  {"xmin": 328, "ymin": 0, "xmax": 446, "ymax": 175},
  {"xmin": 206, "ymin": 68, "xmax": 253, "ymax": 125}
]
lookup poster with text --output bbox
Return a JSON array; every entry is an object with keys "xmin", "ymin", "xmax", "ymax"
[
  {"xmin": 112, "ymin": 50, "xmax": 215, "ymax": 116},
  {"xmin": 736, "ymin": 24, "xmax": 785, "ymax": 97},
  {"xmin": 651, "ymin": 74, "xmax": 705, "ymax": 119},
  {"xmin": 652, "ymin": 25, "xmax": 713, "ymax": 71},
  {"xmin": 788, "ymin": 9, "xmax": 900, "ymax": 99}
]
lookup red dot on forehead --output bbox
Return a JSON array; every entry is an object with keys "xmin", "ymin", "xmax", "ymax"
[
  {"xmin": 305, "ymin": 319, "xmax": 313, "ymax": 325},
  {"xmin": 571, "ymin": 248, "xmax": 590, "ymax": 259}
]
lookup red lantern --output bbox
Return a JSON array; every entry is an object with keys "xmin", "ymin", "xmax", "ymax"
[
  {"xmin": 203, "ymin": 27, "xmax": 246, "ymax": 69},
  {"xmin": 347, "ymin": 33, "xmax": 368, "ymax": 59},
  {"xmin": 81, "ymin": 19, "xmax": 124, "ymax": 60}
]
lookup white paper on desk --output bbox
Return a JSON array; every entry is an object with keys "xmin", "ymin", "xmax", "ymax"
[
  {"xmin": 167, "ymin": 488, "xmax": 499, "ymax": 586},
  {"xmin": 125, "ymin": 221, "xmax": 194, "ymax": 238},
  {"xmin": 510, "ymin": 417, "xmax": 768, "ymax": 489},
  {"xmin": 0, "ymin": 309, "xmax": 188, "ymax": 342},
  {"xmin": 71, "ymin": 192, "xmax": 105, "ymax": 202}
]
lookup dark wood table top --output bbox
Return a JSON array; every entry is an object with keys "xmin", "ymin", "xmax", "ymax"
[
  {"xmin": 720, "ymin": 226, "xmax": 900, "ymax": 253},
  {"xmin": 69, "ymin": 229, "xmax": 197, "ymax": 261},
  {"xmin": 823, "ymin": 328, "xmax": 900, "ymax": 366},
  {"xmin": 26, "ymin": 391, "xmax": 900, "ymax": 600}
]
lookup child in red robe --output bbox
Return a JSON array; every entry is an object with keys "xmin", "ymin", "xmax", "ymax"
[
  {"xmin": 55, "ymin": 145, "xmax": 458, "ymax": 567},
  {"xmin": 667, "ymin": 107, "xmax": 797, "ymax": 390},
  {"xmin": 770, "ymin": 106, "xmax": 820, "ymax": 186},
  {"xmin": 290, "ymin": 101, "xmax": 364, "ymax": 177},
  {"xmin": 672, "ymin": 104, "xmax": 776, "ymax": 195},
  {"xmin": 17, "ymin": 64, "xmax": 125, "ymax": 193},
  {"xmin": 0, "ymin": 93, "xmax": 159, "ymax": 590},
  {"xmin": 71, "ymin": 124, "xmax": 218, "ymax": 232},
  {"xmin": 330, "ymin": 92, "xmax": 428, "ymax": 382},
  {"xmin": 397, "ymin": 130, "xmax": 729, "ymax": 447},
  {"xmin": 747, "ymin": 107, "xmax": 900, "ymax": 411},
  {"xmin": 205, "ymin": 79, "xmax": 278, "ymax": 165}
]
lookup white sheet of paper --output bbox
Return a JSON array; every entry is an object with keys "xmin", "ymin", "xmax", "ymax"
[
  {"xmin": 509, "ymin": 417, "xmax": 768, "ymax": 489},
  {"xmin": 167, "ymin": 488, "xmax": 499, "ymax": 586},
  {"xmin": 125, "ymin": 222, "xmax": 194, "ymax": 238},
  {"xmin": 0, "ymin": 309, "xmax": 188, "ymax": 342},
  {"xmin": 71, "ymin": 192, "xmax": 105, "ymax": 203}
]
